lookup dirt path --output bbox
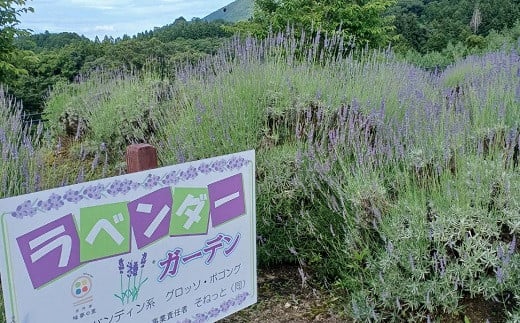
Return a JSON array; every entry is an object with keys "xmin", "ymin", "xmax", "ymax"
[{"xmin": 221, "ymin": 265, "xmax": 348, "ymax": 322}]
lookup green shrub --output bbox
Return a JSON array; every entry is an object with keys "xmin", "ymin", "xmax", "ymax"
[{"xmin": 44, "ymin": 71, "xmax": 166, "ymax": 155}]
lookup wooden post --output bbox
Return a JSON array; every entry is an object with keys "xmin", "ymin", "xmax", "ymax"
[{"xmin": 126, "ymin": 144, "xmax": 158, "ymax": 173}]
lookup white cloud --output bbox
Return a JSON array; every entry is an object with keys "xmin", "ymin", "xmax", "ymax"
[
  {"xmin": 20, "ymin": 0, "xmax": 232, "ymax": 39},
  {"xmin": 69, "ymin": 0, "xmax": 132, "ymax": 10},
  {"xmin": 94, "ymin": 25, "xmax": 115, "ymax": 32}
]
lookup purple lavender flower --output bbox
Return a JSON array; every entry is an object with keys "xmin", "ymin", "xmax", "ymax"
[
  {"xmin": 211, "ymin": 160, "xmax": 226, "ymax": 172},
  {"xmin": 37, "ymin": 193, "xmax": 64, "ymax": 211},
  {"xmin": 176, "ymin": 149, "xmax": 186, "ymax": 163},
  {"xmin": 185, "ymin": 166, "xmax": 198, "ymax": 180},
  {"xmin": 328, "ymin": 129, "xmax": 338, "ymax": 147},
  {"xmin": 132, "ymin": 261, "xmax": 138, "ymax": 277},
  {"xmin": 118, "ymin": 258, "xmax": 124, "ymax": 274},
  {"xmin": 91, "ymin": 153, "xmax": 100, "ymax": 171},
  {"xmin": 126, "ymin": 261, "xmax": 133, "ymax": 278},
  {"xmin": 208, "ymin": 308, "xmax": 220, "ymax": 317},
  {"xmin": 495, "ymin": 266, "xmax": 505, "ymax": 284},
  {"xmin": 439, "ymin": 255, "xmax": 446, "ymax": 276},
  {"xmin": 235, "ymin": 292, "xmax": 248, "ymax": 304},
  {"xmin": 198, "ymin": 163, "xmax": 211, "ymax": 174},
  {"xmin": 179, "ymin": 171, "xmax": 189, "ymax": 181},
  {"xmin": 11, "ymin": 200, "xmax": 37, "ymax": 218},
  {"xmin": 107, "ymin": 179, "xmax": 133, "ymax": 196},
  {"xmin": 509, "ymin": 235, "xmax": 517, "ymax": 255},
  {"xmin": 219, "ymin": 300, "xmax": 231, "ymax": 312},
  {"xmin": 226, "ymin": 157, "xmax": 239, "ymax": 169},
  {"xmin": 140, "ymin": 252, "xmax": 147, "ymax": 268},
  {"xmin": 76, "ymin": 167, "xmax": 85, "ymax": 184},
  {"xmin": 162, "ymin": 171, "xmax": 179, "ymax": 185},
  {"xmin": 497, "ymin": 244, "xmax": 504, "ymax": 261},
  {"xmin": 193, "ymin": 313, "xmax": 208, "ymax": 323},
  {"xmin": 144, "ymin": 174, "xmax": 160, "ymax": 189},
  {"xmin": 63, "ymin": 189, "xmax": 83, "ymax": 203},
  {"xmin": 227, "ymin": 157, "xmax": 248, "ymax": 170},
  {"xmin": 83, "ymin": 183, "xmax": 105, "ymax": 199}
]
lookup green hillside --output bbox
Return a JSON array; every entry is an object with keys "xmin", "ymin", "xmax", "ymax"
[{"xmin": 203, "ymin": 0, "xmax": 253, "ymax": 23}]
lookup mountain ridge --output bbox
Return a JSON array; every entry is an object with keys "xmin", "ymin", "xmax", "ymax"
[{"xmin": 203, "ymin": 0, "xmax": 254, "ymax": 23}]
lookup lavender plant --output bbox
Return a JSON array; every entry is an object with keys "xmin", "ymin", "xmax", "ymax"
[
  {"xmin": 146, "ymin": 29, "xmax": 520, "ymax": 319},
  {"xmin": 294, "ymin": 47, "xmax": 520, "ymax": 320},
  {"xmin": 0, "ymin": 87, "xmax": 43, "ymax": 198},
  {"xmin": 44, "ymin": 70, "xmax": 165, "ymax": 159},
  {"xmin": 5, "ymin": 26, "xmax": 517, "ymax": 321},
  {"xmin": 114, "ymin": 253, "xmax": 149, "ymax": 305}
]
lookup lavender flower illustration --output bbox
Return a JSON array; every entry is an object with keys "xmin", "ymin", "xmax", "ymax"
[
  {"xmin": 114, "ymin": 253, "xmax": 148, "ymax": 305},
  {"xmin": 7, "ymin": 155, "xmax": 252, "ymax": 218},
  {"xmin": 162, "ymin": 171, "xmax": 179, "ymax": 185},
  {"xmin": 143, "ymin": 174, "xmax": 160, "ymax": 188},
  {"xmin": 11, "ymin": 200, "xmax": 37, "ymax": 218},
  {"xmin": 37, "ymin": 193, "xmax": 64, "ymax": 211},
  {"xmin": 107, "ymin": 179, "xmax": 133, "ymax": 196},
  {"xmin": 198, "ymin": 163, "xmax": 211, "ymax": 174}
]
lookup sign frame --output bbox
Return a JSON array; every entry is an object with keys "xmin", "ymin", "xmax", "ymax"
[{"xmin": 0, "ymin": 150, "xmax": 257, "ymax": 323}]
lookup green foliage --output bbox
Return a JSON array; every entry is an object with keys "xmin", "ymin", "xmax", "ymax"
[
  {"xmin": 0, "ymin": 0, "xmax": 34, "ymax": 83},
  {"xmin": 252, "ymin": 0, "xmax": 397, "ymax": 47},
  {"xmin": 292, "ymin": 48, "xmax": 520, "ymax": 320},
  {"xmin": 9, "ymin": 19, "xmax": 232, "ymax": 114},
  {"xmin": 44, "ymin": 71, "xmax": 166, "ymax": 160},
  {"xmin": 255, "ymin": 145, "xmax": 306, "ymax": 265},
  {"xmin": 391, "ymin": 0, "xmax": 520, "ymax": 54},
  {"xmin": 144, "ymin": 18, "xmax": 232, "ymax": 42},
  {"xmin": 15, "ymin": 31, "xmax": 91, "ymax": 52}
]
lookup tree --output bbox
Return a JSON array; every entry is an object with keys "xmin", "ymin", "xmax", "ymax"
[
  {"xmin": 392, "ymin": 0, "xmax": 520, "ymax": 53},
  {"xmin": 253, "ymin": 0, "xmax": 397, "ymax": 47},
  {"xmin": 470, "ymin": 4, "xmax": 482, "ymax": 34},
  {"xmin": 0, "ymin": 0, "xmax": 34, "ymax": 83}
]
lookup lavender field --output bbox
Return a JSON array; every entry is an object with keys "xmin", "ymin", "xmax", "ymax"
[{"xmin": 2, "ymin": 31, "xmax": 520, "ymax": 321}]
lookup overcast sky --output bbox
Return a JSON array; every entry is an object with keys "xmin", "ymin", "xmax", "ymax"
[{"xmin": 19, "ymin": 0, "xmax": 232, "ymax": 39}]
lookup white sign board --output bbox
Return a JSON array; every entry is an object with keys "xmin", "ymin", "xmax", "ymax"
[{"xmin": 0, "ymin": 150, "xmax": 256, "ymax": 323}]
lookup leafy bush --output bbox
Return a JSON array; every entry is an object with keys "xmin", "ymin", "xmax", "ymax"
[
  {"xmin": 44, "ymin": 71, "xmax": 166, "ymax": 155},
  {"xmin": 293, "ymin": 47, "xmax": 520, "ymax": 320}
]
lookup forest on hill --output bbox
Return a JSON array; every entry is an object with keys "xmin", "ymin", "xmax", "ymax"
[{"xmin": 1, "ymin": 0, "xmax": 520, "ymax": 117}]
